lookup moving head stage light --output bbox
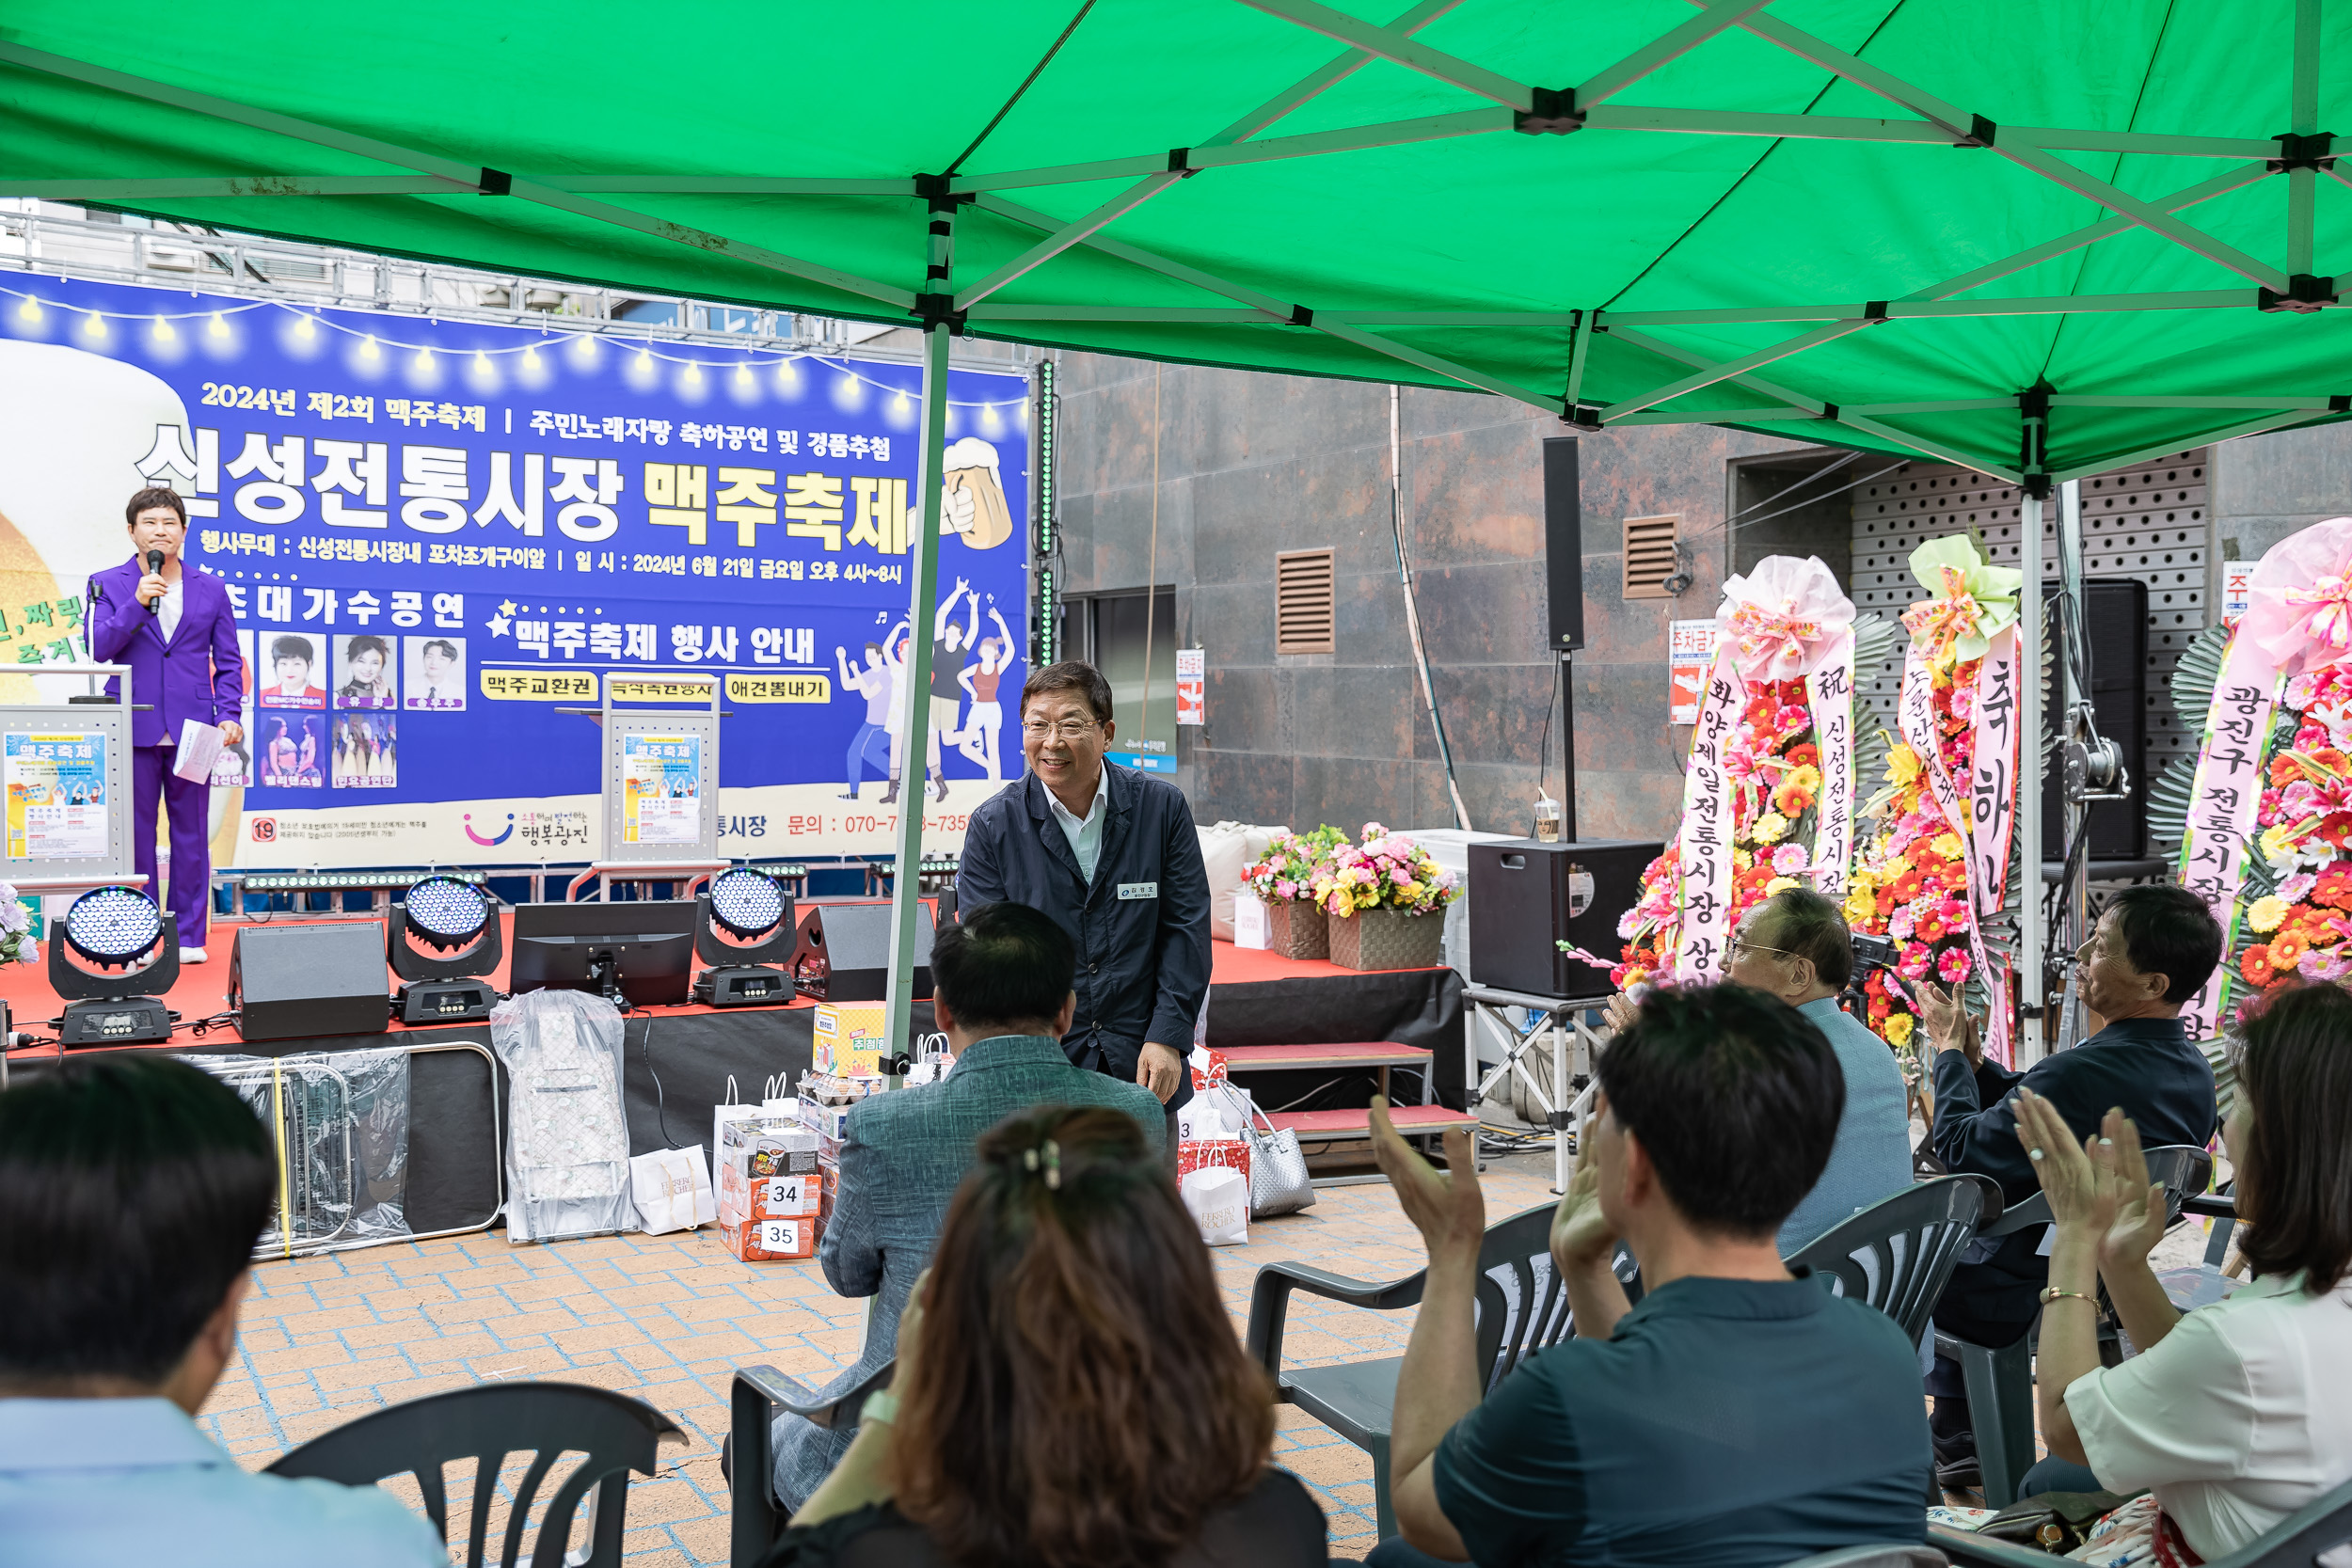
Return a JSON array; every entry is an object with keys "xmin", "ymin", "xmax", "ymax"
[
  {"xmin": 389, "ymin": 875, "xmax": 502, "ymax": 1022},
  {"xmin": 692, "ymin": 867, "xmax": 797, "ymax": 1006},
  {"xmin": 51, "ymin": 884, "xmax": 180, "ymax": 1046}
]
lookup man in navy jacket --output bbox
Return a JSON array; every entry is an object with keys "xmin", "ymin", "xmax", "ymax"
[
  {"xmin": 1915, "ymin": 882, "xmax": 2220, "ymax": 1486},
  {"xmin": 86, "ymin": 487, "xmax": 246, "ymax": 961},
  {"xmin": 956, "ymin": 661, "xmax": 1211, "ymax": 1151}
]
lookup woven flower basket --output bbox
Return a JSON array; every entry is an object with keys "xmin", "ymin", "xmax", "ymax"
[
  {"xmin": 1264, "ymin": 898, "xmax": 1329, "ymax": 961},
  {"xmin": 1327, "ymin": 906, "xmax": 1443, "ymax": 972}
]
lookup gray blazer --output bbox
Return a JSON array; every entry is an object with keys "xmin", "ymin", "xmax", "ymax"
[{"xmin": 771, "ymin": 1034, "xmax": 1167, "ymax": 1507}]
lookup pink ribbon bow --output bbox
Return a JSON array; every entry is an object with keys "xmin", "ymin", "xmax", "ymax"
[
  {"xmin": 1715, "ymin": 556, "xmax": 1854, "ymax": 683},
  {"xmin": 2242, "ymin": 518, "xmax": 2352, "ymax": 678}
]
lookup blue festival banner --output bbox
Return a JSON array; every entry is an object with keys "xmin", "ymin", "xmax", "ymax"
[{"xmin": 0, "ymin": 272, "xmax": 1032, "ymax": 868}]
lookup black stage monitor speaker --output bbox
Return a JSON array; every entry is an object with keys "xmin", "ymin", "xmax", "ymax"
[
  {"xmin": 792, "ymin": 903, "xmax": 934, "ymax": 1002},
  {"xmin": 230, "ymin": 921, "xmax": 391, "ymax": 1041},
  {"xmin": 1543, "ymin": 436, "xmax": 1583, "ymax": 652},
  {"xmin": 1470, "ymin": 838, "xmax": 1661, "ymax": 1001},
  {"xmin": 2043, "ymin": 578, "xmax": 2149, "ymax": 862}
]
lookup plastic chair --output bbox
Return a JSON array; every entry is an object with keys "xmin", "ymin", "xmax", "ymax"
[
  {"xmin": 1785, "ymin": 1175, "xmax": 1988, "ymax": 1348},
  {"xmin": 1784, "ymin": 1545, "xmax": 1947, "ymax": 1568},
  {"xmin": 1242, "ymin": 1201, "xmax": 1641, "ymax": 1540},
  {"xmin": 727, "ymin": 1357, "xmax": 896, "ymax": 1566},
  {"xmin": 1933, "ymin": 1474, "xmax": 2352, "ymax": 1568},
  {"xmin": 1932, "ymin": 1144, "xmax": 2214, "ymax": 1508},
  {"xmin": 264, "ymin": 1381, "xmax": 683, "ymax": 1568}
]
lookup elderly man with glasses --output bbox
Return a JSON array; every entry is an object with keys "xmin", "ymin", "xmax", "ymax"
[{"xmin": 955, "ymin": 660, "xmax": 1211, "ymax": 1163}]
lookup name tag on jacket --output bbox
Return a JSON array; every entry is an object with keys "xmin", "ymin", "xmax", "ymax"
[{"xmin": 1117, "ymin": 882, "xmax": 1158, "ymax": 900}]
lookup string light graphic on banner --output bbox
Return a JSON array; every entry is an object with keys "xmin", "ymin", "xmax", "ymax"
[{"xmin": 0, "ymin": 282, "xmax": 1030, "ymax": 415}]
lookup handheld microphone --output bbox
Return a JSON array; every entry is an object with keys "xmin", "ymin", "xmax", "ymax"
[{"xmin": 145, "ymin": 548, "xmax": 165, "ymax": 614}]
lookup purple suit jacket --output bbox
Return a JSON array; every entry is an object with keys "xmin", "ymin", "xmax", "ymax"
[{"xmin": 86, "ymin": 559, "xmax": 245, "ymax": 749}]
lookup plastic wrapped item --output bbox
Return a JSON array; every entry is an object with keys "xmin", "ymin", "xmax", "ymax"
[
  {"xmin": 489, "ymin": 988, "xmax": 637, "ymax": 1243},
  {"xmin": 184, "ymin": 1047, "xmax": 413, "ymax": 1257}
]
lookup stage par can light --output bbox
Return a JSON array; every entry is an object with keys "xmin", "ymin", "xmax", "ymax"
[
  {"xmin": 708, "ymin": 867, "xmax": 787, "ymax": 939},
  {"xmin": 64, "ymin": 885, "xmax": 164, "ymax": 965},
  {"xmin": 404, "ymin": 875, "xmax": 490, "ymax": 950},
  {"xmin": 53, "ymin": 886, "xmax": 179, "ymax": 1047}
]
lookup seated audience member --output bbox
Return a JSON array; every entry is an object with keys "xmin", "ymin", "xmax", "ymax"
[
  {"xmin": 0, "ymin": 1055, "xmax": 443, "ymax": 1566},
  {"xmin": 1610, "ymin": 887, "xmax": 1912, "ymax": 1254},
  {"xmin": 769, "ymin": 1104, "xmax": 1327, "ymax": 1567},
  {"xmin": 1917, "ymin": 884, "xmax": 2222, "ymax": 1486},
  {"xmin": 1366, "ymin": 984, "xmax": 1931, "ymax": 1568},
  {"xmin": 770, "ymin": 901, "xmax": 1168, "ymax": 1509},
  {"xmin": 2009, "ymin": 981, "xmax": 2352, "ymax": 1558}
]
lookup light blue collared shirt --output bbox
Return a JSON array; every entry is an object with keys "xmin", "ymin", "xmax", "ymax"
[
  {"xmin": 1779, "ymin": 993, "xmax": 1916, "ymax": 1258},
  {"xmin": 1047, "ymin": 763, "xmax": 1111, "ymax": 883},
  {"xmin": 0, "ymin": 1396, "xmax": 446, "ymax": 1567}
]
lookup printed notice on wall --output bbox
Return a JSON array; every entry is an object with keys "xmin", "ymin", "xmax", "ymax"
[
  {"xmin": 5, "ymin": 731, "xmax": 108, "ymax": 860},
  {"xmin": 1175, "ymin": 648, "xmax": 1204, "ymax": 726},
  {"xmin": 1668, "ymin": 620, "xmax": 1719, "ymax": 725},
  {"xmin": 621, "ymin": 734, "xmax": 702, "ymax": 845},
  {"xmin": 2221, "ymin": 562, "xmax": 2253, "ymax": 626}
]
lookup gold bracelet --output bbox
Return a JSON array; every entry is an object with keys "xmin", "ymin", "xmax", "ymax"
[{"xmin": 2040, "ymin": 1286, "xmax": 2097, "ymax": 1307}]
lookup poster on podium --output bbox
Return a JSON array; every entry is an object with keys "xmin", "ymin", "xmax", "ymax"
[{"xmin": 0, "ymin": 272, "xmax": 1033, "ymax": 868}]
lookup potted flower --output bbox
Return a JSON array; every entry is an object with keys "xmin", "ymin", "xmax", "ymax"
[
  {"xmin": 1241, "ymin": 825, "xmax": 1344, "ymax": 960},
  {"xmin": 1314, "ymin": 824, "xmax": 1458, "ymax": 972}
]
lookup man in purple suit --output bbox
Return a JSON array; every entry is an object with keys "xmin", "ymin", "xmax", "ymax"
[{"xmin": 86, "ymin": 487, "xmax": 246, "ymax": 963}]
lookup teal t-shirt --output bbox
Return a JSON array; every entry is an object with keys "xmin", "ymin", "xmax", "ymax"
[{"xmin": 1433, "ymin": 1273, "xmax": 1931, "ymax": 1568}]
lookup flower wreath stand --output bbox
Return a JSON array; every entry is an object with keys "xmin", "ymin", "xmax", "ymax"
[
  {"xmin": 2153, "ymin": 515, "xmax": 2352, "ymax": 1037},
  {"xmin": 1845, "ymin": 535, "xmax": 2031, "ymax": 1070},
  {"xmin": 1617, "ymin": 555, "xmax": 1895, "ymax": 990}
]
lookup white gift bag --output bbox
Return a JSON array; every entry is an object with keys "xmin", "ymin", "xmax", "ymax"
[
  {"xmin": 1181, "ymin": 1164, "xmax": 1249, "ymax": 1246},
  {"xmin": 1232, "ymin": 895, "xmax": 1271, "ymax": 950},
  {"xmin": 714, "ymin": 1075, "xmax": 766, "ymax": 1162},
  {"xmin": 630, "ymin": 1143, "xmax": 717, "ymax": 1234},
  {"xmin": 1177, "ymin": 1089, "xmax": 1245, "ymax": 1145}
]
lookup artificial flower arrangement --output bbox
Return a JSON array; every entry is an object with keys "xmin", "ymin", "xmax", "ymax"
[
  {"xmin": 1240, "ymin": 824, "xmax": 1347, "ymax": 905},
  {"xmin": 0, "ymin": 885, "xmax": 36, "ymax": 965},
  {"xmin": 1844, "ymin": 534, "xmax": 2026, "ymax": 1067},
  {"xmin": 1311, "ymin": 823, "xmax": 1457, "ymax": 918},
  {"xmin": 1613, "ymin": 685, "xmax": 1832, "ymax": 989},
  {"xmin": 2153, "ymin": 515, "xmax": 2352, "ymax": 1031},
  {"xmin": 1613, "ymin": 555, "xmax": 1891, "ymax": 991}
]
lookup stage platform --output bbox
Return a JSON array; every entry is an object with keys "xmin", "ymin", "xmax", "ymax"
[{"xmin": 3, "ymin": 913, "xmax": 1462, "ymax": 1235}]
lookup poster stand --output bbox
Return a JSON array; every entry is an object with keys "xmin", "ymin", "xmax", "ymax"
[
  {"xmin": 0, "ymin": 662, "xmax": 143, "ymax": 898},
  {"xmin": 564, "ymin": 673, "xmax": 725, "ymax": 904}
]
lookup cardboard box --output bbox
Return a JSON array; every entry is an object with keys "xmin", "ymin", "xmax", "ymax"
[
  {"xmin": 718, "ymin": 1167, "xmax": 822, "ymax": 1221},
  {"xmin": 798, "ymin": 1098, "xmax": 854, "ymax": 1144},
  {"xmin": 813, "ymin": 1004, "xmax": 889, "ymax": 1075},
  {"xmin": 719, "ymin": 1213, "xmax": 818, "ymax": 1261},
  {"xmin": 719, "ymin": 1117, "xmax": 818, "ymax": 1190}
]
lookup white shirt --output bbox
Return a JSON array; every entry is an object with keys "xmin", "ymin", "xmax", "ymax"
[
  {"xmin": 1048, "ymin": 763, "xmax": 1111, "ymax": 883},
  {"xmin": 0, "ymin": 1396, "xmax": 445, "ymax": 1566},
  {"xmin": 157, "ymin": 574, "xmax": 183, "ymax": 642},
  {"xmin": 2066, "ymin": 1270, "xmax": 2352, "ymax": 1560}
]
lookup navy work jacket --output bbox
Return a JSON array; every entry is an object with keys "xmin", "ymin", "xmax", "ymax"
[{"xmin": 955, "ymin": 763, "xmax": 1211, "ymax": 1113}]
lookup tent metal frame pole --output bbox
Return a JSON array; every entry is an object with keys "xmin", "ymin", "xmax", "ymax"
[
  {"xmin": 954, "ymin": 0, "xmax": 1465, "ymax": 308},
  {"xmin": 1599, "ymin": 317, "xmax": 1875, "ymax": 420},
  {"xmin": 1600, "ymin": 289, "xmax": 2254, "ymax": 326},
  {"xmin": 2290, "ymin": 0, "xmax": 2323, "ymax": 277},
  {"xmin": 883, "ymin": 216, "xmax": 960, "ymax": 1060},
  {"xmin": 2055, "ymin": 478, "xmax": 2090, "ymax": 1053},
  {"xmin": 2048, "ymin": 408, "xmax": 2332, "ymax": 482},
  {"xmin": 1716, "ymin": 9, "xmax": 2292, "ymax": 289},
  {"xmin": 2018, "ymin": 490, "xmax": 2046, "ymax": 1068},
  {"xmin": 1230, "ymin": 0, "xmax": 1533, "ymax": 108},
  {"xmin": 0, "ymin": 40, "xmax": 917, "ymax": 310}
]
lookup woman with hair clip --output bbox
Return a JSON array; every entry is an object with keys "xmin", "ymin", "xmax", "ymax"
[
  {"xmin": 767, "ymin": 1103, "xmax": 1327, "ymax": 1568},
  {"xmin": 2010, "ymin": 980, "xmax": 2352, "ymax": 1561}
]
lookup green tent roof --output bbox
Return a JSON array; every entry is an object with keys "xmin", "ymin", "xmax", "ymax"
[{"xmin": 7, "ymin": 0, "xmax": 2350, "ymax": 479}]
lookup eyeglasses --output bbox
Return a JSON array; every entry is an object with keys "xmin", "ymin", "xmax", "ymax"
[
  {"xmin": 1022, "ymin": 719, "xmax": 1099, "ymax": 741},
  {"xmin": 1728, "ymin": 935, "xmax": 1793, "ymax": 961}
]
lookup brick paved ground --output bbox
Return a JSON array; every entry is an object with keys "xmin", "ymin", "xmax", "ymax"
[{"xmin": 201, "ymin": 1152, "xmax": 1564, "ymax": 1564}]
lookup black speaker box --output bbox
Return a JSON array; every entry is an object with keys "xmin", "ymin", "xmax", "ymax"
[
  {"xmin": 230, "ymin": 921, "xmax": 390, "ymax": 1041},
  {"xmin": 2042, "ymin": 578, "xmax": 2148, "ymax": 861},
  {"xmin": 1469, "ymin": 838, "xmax": 1661, "ymax": 1000},
  {"xmin": 791, "ymin": 903, "xmax": 934, "ymax": 1003},
  {"xmin": 1543, "ymin": 436, "xmax": 1583, "ymax": 652}
]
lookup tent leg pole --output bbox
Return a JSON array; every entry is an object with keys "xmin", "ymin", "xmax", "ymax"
[
  {"xmin": 2056, "ymin": 479, "xmax": 2090, "ymax": 1052},
  {"xmin": 2018, "ymin": 493, "xmax": 2045, "ymax": 1067},
  {"xmin": 883, "ymin": 323, "xmax": 954, "ymax": 1060}
]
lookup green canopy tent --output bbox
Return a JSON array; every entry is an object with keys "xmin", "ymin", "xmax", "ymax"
[{"xmin": 8, "ymin": 0, "xmax": 2344, "ymax": 1053}]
